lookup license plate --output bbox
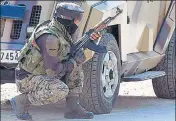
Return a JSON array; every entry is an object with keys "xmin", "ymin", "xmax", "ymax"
[{"xmin": 0, "ymin": 50, "xmax": 20, "ymax": 63}]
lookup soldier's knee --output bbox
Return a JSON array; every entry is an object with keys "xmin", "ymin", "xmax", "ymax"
[
  {"xmin": 28, "ymin": 87, "xmax": 69, "ymax": 105},
  {"xmin": 55, "ymin": 87, "xmax": 69, "ymax": 99},
  {"xmin": 50, "ymin": 82, "xmax": 69, "ymax": 101},
  {"xmin": 48, "ymin": 87, "xmax": 69, "ymax": 104}
]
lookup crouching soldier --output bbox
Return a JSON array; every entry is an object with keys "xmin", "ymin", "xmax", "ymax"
[{"xmin": 10, "ymin": 2, "xmax": 101, "ymax": 120}]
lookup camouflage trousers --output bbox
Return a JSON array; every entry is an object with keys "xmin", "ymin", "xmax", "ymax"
[{"xmin": 16, "ymin": 66, "xmax": 84, "ymax": 105}]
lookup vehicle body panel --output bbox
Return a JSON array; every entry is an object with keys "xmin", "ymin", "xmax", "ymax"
[
  {"xmin": 154, "ymin": 0, "xmax": 175, "ymax": 54},
  {"xmin": 77, "ymin": 1, "xmax": 174, "ymax": 62}
]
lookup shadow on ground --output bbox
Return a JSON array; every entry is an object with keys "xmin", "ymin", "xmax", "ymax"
[{"xmin": 2, "ymin": 95, "xmax": 174, "ymax": 113}]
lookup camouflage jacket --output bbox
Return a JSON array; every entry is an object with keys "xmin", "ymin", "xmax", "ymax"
[{"xmin": 16, "ymin": 19, "xmax": 74, "ymax": 78}]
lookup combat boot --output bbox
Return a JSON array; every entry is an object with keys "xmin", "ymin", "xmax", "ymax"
[
  {"xmin": 10, "ymin": 93, "xmax": 32, "ymax": 120},
  {"xmin": 64, "ymin": 96, "xmax": 94, "ymax": 119}
]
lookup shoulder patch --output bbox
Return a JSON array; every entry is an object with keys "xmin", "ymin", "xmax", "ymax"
[{"xmin": 45, "ymin": 35, "xmax": 60, "ymax": 57}]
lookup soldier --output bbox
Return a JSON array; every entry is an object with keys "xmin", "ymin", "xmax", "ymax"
[{"xmin": 10, "ymin": 2, "xmax": 101, "ymax": 120}]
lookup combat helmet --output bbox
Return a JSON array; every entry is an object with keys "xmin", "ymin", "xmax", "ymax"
[{"xmin": 54, "ymin": 2, "xmax": 84, "ymax": 22}]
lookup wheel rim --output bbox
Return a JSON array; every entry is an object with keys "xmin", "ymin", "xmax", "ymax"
[{"xmin": 101, "ymin": 51, "xmax": 119, "ymax": 98}]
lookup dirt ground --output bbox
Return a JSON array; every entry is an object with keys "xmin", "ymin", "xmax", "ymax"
[
  {"xmin": 1, "ymin": 80, "xmax": 155, "ymax": 104},
  {"xmin": 1, "ymin": 80, "xmax": 175, "ymax": 121}
]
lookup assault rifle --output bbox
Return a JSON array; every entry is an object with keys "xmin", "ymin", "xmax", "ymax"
[{"xmin": 69, "ymin": 7, "xmax": 123, "ymax": 57}]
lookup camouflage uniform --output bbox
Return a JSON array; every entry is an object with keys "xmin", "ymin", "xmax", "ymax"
[
  {"xmin": 15, "ymin": 18, "xmax": 84, "ymax": 105},
  {"xmin": 11, "ymin": 3, "xmax": 94, "ymax": 120}
]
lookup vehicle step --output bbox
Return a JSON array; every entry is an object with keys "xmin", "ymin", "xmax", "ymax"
[{"xmin": 122, "ymin": 71, "xmax": 166, "ymax": 82}]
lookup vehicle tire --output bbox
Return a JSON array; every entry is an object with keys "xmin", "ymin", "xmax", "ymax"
[
  {"xmin": 152, "ymin": 30, "xmax": 175, "ymax": 99},
  {"xmin": 80, "ymin": 33, "xmax": 121, "ymax": 114}
]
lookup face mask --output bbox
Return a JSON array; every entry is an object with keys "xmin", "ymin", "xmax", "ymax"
[
  {"xmin": 66, "ymin": 22, "xmax": 78, "ymax": 35},
  {"xmin": 56, "ymin": 18, "xmax": 78, "ymax": 35}
]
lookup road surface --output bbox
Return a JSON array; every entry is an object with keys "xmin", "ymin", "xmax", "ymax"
[{"xmin": 1, "ymin": 80, "xmax": 175, "ymax": 121}]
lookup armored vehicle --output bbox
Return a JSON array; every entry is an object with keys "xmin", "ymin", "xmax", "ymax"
[{"xmin": 1, "ymin": 0, "xmax": 175, "ymax": 114}]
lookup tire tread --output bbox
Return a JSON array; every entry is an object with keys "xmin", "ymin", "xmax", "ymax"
[
  {"xmin": 80, "ymin": 33, "xmax": 121, "ymax": 114},
  {"xmin": 152, "ymin": 31, "xmax": 175, "ymax": 99}
]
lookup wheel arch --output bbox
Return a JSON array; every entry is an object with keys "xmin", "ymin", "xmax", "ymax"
[
  {"xmin": 107, "ymin": 24, "xmax": 122, "ymax": 63},
  {"xmin": 154, "ymin": 1, "xmax": 175, "ymax": 54}
]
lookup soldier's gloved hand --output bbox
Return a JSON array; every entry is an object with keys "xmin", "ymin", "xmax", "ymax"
[
  {"xmin": 58, "ymin": 49, "xmax": 86, "ymax": 76},
  {"xmin": 64, "ymin": 49, "xmax": 85, "ymax": 76},
  {"xmin": 72, "ymin": 49, "xmax": 86, "ymax": 66}
]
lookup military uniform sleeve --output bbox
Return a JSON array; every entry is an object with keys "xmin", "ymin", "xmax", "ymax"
[{"xmin": 36, "ymin": 34, "xmax": 74, "ymax": 77}]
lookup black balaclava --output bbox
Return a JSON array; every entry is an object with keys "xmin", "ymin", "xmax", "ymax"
[{"xmin": 56, "ymin": 18, "xmax": 78, "ymax": 35}]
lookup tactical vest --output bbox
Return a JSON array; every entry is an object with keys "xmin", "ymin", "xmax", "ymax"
[{"xmin": 17, "ymin": 19, "xmax": 73, "ymax": 75}]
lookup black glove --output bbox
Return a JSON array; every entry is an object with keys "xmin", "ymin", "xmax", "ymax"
[
  {"xmin": 63, "ymin": 49, "xmax": 85, "ymax": 76},
  {"xmin": 73, "ymin": 49, "xmax": 86, "ymax": 65}
]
